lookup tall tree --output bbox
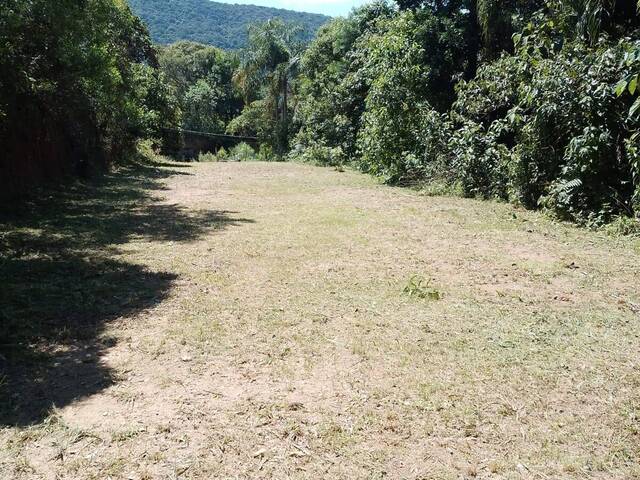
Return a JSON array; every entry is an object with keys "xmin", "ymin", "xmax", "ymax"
[
  {"xmin": 158, "ymin": 41, "xmax": 241, "ymax": 133},
  {"xmin": 232, "ymin": 20, "xmax": 302, "ymax": 154},
  {"xmin": 0, "ymin": 0, "xmax": 178, "ymax": 194}
]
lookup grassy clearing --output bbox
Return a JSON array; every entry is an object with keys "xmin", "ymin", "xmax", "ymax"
[{"xmin": 1, "ymin": 160, "xmax": 639, "ymax": 479}]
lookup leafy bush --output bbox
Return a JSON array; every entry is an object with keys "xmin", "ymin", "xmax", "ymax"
[
  {"xmin": 258, "ymin": 144, "xmax": 277, "ymax": 161},
  {"xmin": 450, "ymin": 22, "xmax": 639, "ymax": 223},
  {"xmin": 216, "ymin": 147, "xmax": 229, "ymax": 161},
  {"xmin": 289, "ymin": 143, "xmax": 347, "ymax": 166},
  {"xmin": 228, "ymin": 142, "xmax": 257, "ymax": 162},
  {"xmin": 198, "ymin": 152, "xmax": 218, "ymax": 162},
  {"xmin": 603, "ymin": 215, "xmax": 640, "ymax": 237}
]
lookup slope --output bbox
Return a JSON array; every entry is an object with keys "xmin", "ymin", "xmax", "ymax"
[{"xmin": 129, "ymin": 0, "xmax": 330, "ymax": 49}]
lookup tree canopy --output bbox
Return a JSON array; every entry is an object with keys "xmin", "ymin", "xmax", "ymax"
[
  {"xmin": 157, "ymin": 41, "xmax": 242, "ymax": 133},
  {"xmin": 0, "ymin": 0, "xmax": 179, "ymax": 195}
]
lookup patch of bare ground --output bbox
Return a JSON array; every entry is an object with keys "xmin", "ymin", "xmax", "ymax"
[{"xmin": 2, "ymin": 160, "xmax": 639, "ymax": 479}]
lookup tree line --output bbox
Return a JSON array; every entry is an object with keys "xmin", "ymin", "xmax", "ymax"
[
  {"xmin": 161, "ymin": 0, "xmax": 640, "ymax": 226},
  {"xmin": 290, "ymin": 0, "xmax": 640, "ymax": 226},
  {"xmin": 0, "ymin": 0, "xmax": 297, "ymax": 194}
]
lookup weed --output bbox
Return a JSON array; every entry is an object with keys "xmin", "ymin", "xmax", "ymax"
[
  {"xmin": 603, "ymin": 215, "xmax": 640, "ymax": 237},
  {"xmin": 111, "ymin": 428, "xmax": 142, "ymax": 442},
  {"xmin": 403, "ymin": 275, "xmax": 442, "ymax": 300}
]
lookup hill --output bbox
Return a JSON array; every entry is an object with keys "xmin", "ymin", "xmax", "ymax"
[{"xmin": 128, "ymin": 0, "xmax": 330, "ymax": 49}]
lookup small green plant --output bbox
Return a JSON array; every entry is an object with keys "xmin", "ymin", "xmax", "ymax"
[
  {"xmin": 419, "ymin": 180, "xmax": 463, "ymax": 197},
  {"xmin": 403, "ymin": 275, "xmax": 442, "ymax": 300},
  {"xmin": 229, "ymin": 142, "xmax": 257, "ymax": 162},
  {"xmin": 604, "ymin": 216, "xmax": 640, "ymax": 237},
  {"xmin": 258, "ymin": 143, "xmax": 276, "ymax": 161},
  {"xmin": 216, "ymin": 147, "xmax": 229, "ymax": 161},
  {"xmin": 197, "ymin": 151, "xmax": 218, "ymax": 162}
]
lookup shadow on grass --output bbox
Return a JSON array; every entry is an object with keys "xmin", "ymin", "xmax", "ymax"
[{"xmin": 0, "ymin": 162, "xmax": 253, "ymax": 426}]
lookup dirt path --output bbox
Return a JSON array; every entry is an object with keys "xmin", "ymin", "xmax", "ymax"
[{"xmin": 2, "ymin": 161, "xmax": 640, "ymax": 479}]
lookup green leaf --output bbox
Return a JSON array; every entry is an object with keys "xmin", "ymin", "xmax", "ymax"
[
  {"xmin": 630, "ymin": 97, "xmax": 640, "ymax": 119},
  {"xmin": 629, "ymin": 75, "xmax": 638, "ymax": 96},
  {"xmin": 615, "ymin": 79, "xmax": 628, "ymax": 97}
]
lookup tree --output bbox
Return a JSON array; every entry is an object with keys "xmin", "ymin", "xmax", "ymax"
[
  {"xmin": 293, "ymin": 0, "xmax": 640, "ymax": 224},
  {"xmin": 290, "ymin": 2, "xmax": 396, "ymax": 164},
  {"xmin": 232, "ymin": 19, "xmax": 302, "ymax": 154},
  {"xmin": 0, "ymin": 0, "xmax": 178, "ymax": 194},
  {"xmin": 158, "ymin": 41, "xmax": 241, "ymax": 133}
]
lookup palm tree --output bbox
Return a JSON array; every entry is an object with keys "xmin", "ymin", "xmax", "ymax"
[{"xmin": 233, "ymin": 20, "xmax": 301, "ymax": 154}]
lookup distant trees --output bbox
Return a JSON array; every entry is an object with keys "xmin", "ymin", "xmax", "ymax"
[
  {"xmin": 0, "ymin": 0, "xmax": 179, "ymax": 195},
  {"xmin": 128, "ymin": 0, "xmax": 329, "ymax": 50},
  {"xmin": 158, "ymin": 42, "xmax": 242, "ymax": 133}
]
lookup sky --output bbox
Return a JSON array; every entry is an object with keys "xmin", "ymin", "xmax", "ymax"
[{"xmin": 214, "ymin": 0, "xmax": 372, "ymax": 17}]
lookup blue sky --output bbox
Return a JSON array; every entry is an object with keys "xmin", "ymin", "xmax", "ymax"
[{"xmin": 215, "ymin": 0, "xmax": 372, "ymax": 17}]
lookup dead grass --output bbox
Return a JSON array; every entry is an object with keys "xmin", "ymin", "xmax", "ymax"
[{"xmin": 1, "ymin": 160, "xmax": 640, "ymax": 479}]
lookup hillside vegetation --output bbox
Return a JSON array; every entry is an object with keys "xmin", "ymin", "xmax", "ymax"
[
  {"xmin": 3, "ymin": 0, "xmax": 638, "ymax": 228},
  {"xmin": 128, "ymin": 0, "xmax": 330, "ymax": 49}
]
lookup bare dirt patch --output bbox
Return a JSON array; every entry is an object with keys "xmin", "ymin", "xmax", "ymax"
[{"xmin": 2, "ymin": 160, "xmax": 639, "ymax": 479}]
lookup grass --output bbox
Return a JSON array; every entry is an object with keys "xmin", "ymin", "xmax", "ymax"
[{"xmin": 1, "ymin": 159, "xmax": 640, "ymax": 479}]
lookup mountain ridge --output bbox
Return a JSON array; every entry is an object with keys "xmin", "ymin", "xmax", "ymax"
[{"xmin": 128, "ymin": 0, "xmax": 331, "ymax": 50}]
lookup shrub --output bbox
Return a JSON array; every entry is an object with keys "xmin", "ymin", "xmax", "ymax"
[
  {"xmin": 216, "ymin": 147, "xmax": 229, "ymax": 161},
  {"xmin": 289, "ymin": 143, "xmax": 347, "ymax": 166},
  {"xmin": 356, "ymin": 9, "xmax": 467, "ymax": 182},
  {"xmin": 197, "ymin": 152, "xmax": 218, "ymax": 162},
  {"xmin": 258, "ymin": 144, "xmax": 277, "ymax": 161},
  {"xmin": 292, "ymin": 3, "xmax": 396, "ymax": 166},
  {"xmin": 604, "ymin": 215, "xmax": 640, "ymax": 237},
  {"xmin": 448, "ymin": 29, "xmax": 640, "ymax": 223},
  {"xmin": 228, "ymin": 142, "xmax": 257, "ymax": 162}
]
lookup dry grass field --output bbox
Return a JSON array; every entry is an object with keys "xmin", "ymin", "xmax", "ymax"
[{"xmin": 1, "ymin": 160, "xmax": 639, "ymax": 479}]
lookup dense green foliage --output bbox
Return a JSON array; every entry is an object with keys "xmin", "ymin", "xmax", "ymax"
[
  {"xmin": 157, "ymin": 41, "xmax": 241, "ymax": 133},
  {"xmin": 128, "ymin": 0, "xmax": 329, "ymax": 50},
  {"xmin": 227, "ymin": 20, "xmax": 303, "ymax": 156},
  {"xmin": 291, "ymin": 3, "xmax": 395, "ymax": 166},
  {"xmin": 0, "ymin": 0, "xmax": 179, "ymax": 194},
  {"xmin": 292, "ymin": 0, "xmax": 640, "ymax": 225}
]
